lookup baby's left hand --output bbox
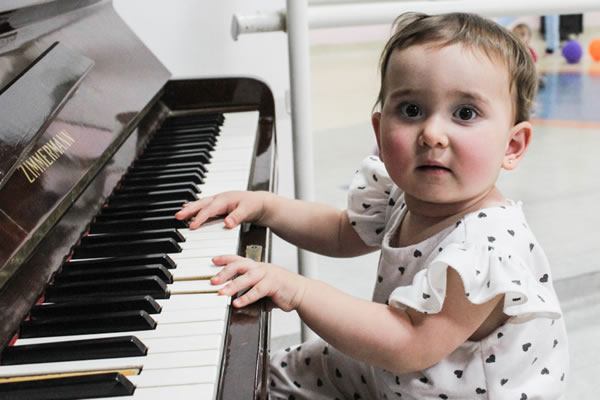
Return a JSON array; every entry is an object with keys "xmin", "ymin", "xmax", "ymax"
[{"xmin": 210, "ymin": 255, "xmax": 307, "ymax": 312}]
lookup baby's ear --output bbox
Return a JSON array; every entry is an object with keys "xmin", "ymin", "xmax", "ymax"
[
  {"xmin": 502, "ymin": 121, "xmax": 532, "ymax": 170},
  {"xmin": 371, "ymin": 112, "xmax": 383, "ymax": 161}
]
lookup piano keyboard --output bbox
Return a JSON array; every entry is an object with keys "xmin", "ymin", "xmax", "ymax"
[{"xmin": 0, "ymin": 111, "xmax": 260, "ymax": 400}]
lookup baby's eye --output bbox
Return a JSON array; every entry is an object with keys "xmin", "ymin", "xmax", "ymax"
[
  {"xmin": 454, "ymin": 106, "xmax": 478, "ymax": 121},
  {"xmin": 400, "ymin": 103, "xmax": 421, "ymax": 118}
]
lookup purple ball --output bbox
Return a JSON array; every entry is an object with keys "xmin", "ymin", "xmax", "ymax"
[{"xmin": 562, "ymin": 40, "xmax": 583, "ymax": 64}]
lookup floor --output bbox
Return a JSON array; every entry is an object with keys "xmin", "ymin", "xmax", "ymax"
[{"xmin": 270, "ymin": 26, "xmax": 600, "ymax": 399}]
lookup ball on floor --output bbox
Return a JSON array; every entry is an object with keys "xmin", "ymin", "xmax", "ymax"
[
  {"xmin": 590, "ymin": 38, "xmax": 600, "ymax": 62},
  {"xmin": 562, "ymin": 40, "xmax": 583, "ymax": 64}
]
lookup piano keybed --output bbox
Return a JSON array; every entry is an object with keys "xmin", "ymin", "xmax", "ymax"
[{"xmin": 0, "ymin": 111, "xmax": 261, "ymax": 400}]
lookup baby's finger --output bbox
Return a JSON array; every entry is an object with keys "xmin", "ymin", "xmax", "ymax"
[
  {"xmin": 210, "ymin": 263, "xmax": 245, "ymax": 285},
  {"xmin": 218, "ymin": 266, "xmax": 264, "ymax": 297},
  {"xmin": 210, "ymin": 255, "xmax": 250, "ymax": 285},
  {"xmin": 222, "ymin": 204, "xmax": 251, "ymax": 229},
  {"xmin": 191, "ymin": 195, "xmax": 249, "ymax": 230},
  {"xmin": 212, "ymin": 254, "xmax": 245, "ymax": 266},
  {"xmin": 232, "ymin": 280, "xmax": 269, "ymax": 308},
  {"xmin": 175, "ymin": 197, "xmax": 213, "ymax": 220}
]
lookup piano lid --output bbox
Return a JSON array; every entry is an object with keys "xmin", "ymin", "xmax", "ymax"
[{"xmin": 0, "ymin": 0, "xmax": 170, "ymax": 288}]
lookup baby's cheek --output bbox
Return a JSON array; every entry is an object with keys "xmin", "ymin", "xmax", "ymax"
[{"xmin": 458, "ymin": 144, "xmax": 500, "ymax": 182}]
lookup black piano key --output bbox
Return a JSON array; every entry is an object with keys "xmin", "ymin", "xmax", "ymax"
[
  {"xmin": 142, "ymin": 144, "xmax": 214, "ymax": 156},
  {"xmin": 128, "ymin": 161, "xmax": 208, "ymax": 174},
  {"xmin": 1, "ymin": 336, "xmax": 147, "ymax": 365},
  {"xmin": 63, "ymin": 254, "xmax": 177, "ymax": 270},
  {"xmin": 149, "ymin": 135, "xmax": 217, "ymax": 147},
  {"xmin": 100, "ymin": 199, "xmax": 188, "ymax": 213},
  {"xmin": 44, "ymin": 276, "xmax": 170, "ymax": 301},
  {"xmin": 72, "ymin": 238, "xmax": 181, "ymax": 259},
  {"xmin": 0, "ymin": 372, "xmax": 135, "ymax": 400},
  {"xmin": 120, "ymin": 172, "xmax": 204, "ymax": 186},
  {"xmin": 107, "ymin": 188, "xmax": 198, "ymax": 206},
  {"xmin": 89, "ymin": 215, "xmax": 188, "ymax": 234},
  {"xmin": 143, "ymin": 140, "xmax": 214, "ymax": 153},
  {"xmin": 115, "ymin": 182, "xmax": 200, "ymax": 195},
  {"xmin": 94, "ymin": 207, "xmax": 184, "ymax": 221},
  {"xmin": 54, "ymin": 265, "xmax": 173, "ymax": 284},
  {"xmin": 124, "ymin": 166, "xmax": 206, "ymax": 181},
  {"xmin": 155, "ymin": 126, "xmax": 218, "ymax": 136},
  {"xmin": 80, "ymin": 229, "xmax": 185, "ymax": 245},
  {"xmin": 29, "ymin": 296, "xmax": 161, "ymax": 319},
  {"xmin": 147, "ymin": 134, "xmax": 216, "ymax": 145},
  {"xmin": 134, "ymin": 151, "xmax": 211, "ymax": 167},
  {"xmin": 19, "ymin": 310, "xmax": 157, "ymax": 338},
  {"xmin": 164, "ymin": 111, "xmax": 223, "ymax": 122},
  {"xmin": 158, "ymin": 122, "xmax": 217, "ymax": 130}
]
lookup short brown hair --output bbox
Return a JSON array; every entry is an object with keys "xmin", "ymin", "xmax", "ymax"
[{"xmin": 375, "ymin": 12, "xmax": 537, "ymax": 124}]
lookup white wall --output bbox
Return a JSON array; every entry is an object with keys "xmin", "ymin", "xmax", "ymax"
[{"xmin": 112, "ymin": 1, "xmax": 289, "ymax": 91}]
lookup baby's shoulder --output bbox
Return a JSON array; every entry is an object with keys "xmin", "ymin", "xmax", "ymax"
[
  {"xmin": 453, "ymin": 203, "xmax": 536, "ymax": 251},
  {"xmin": 431, "ymin": 202, "xmax": 547, "ymax": 270}
]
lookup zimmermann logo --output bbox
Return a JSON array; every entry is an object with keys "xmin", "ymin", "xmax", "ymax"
[{"xmin": 17, "ymin": 129, "xmax": 75, "ymax": 183}]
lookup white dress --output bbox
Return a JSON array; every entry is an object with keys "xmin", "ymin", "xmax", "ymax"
[{"xmin": 269, "ymin": 156, "xmax": 569, "ymax": 400}]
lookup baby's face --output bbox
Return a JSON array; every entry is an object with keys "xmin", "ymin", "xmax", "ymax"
[{"xmin": 373, "ymin": 43, "xmax": 516, "ymax": 214}]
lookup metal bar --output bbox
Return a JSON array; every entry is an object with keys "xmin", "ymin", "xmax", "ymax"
[
  {"xmin": 286, "ymin": 0, "xmax": 319, "ymax": 341},
  {"xmin": 231, "ymin": 0, "xmax": 600, "ymax": 38}
]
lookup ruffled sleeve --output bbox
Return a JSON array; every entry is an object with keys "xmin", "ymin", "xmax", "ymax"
[
  {"xmin": 347, "ymin": 156, "xmax": 394, "ymax": 247},
  {"xmin": 388, "ymin": 242, "xmax": 562, "ymax": 323}
]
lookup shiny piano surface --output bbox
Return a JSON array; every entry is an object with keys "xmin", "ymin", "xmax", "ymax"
[{"xmin": 0, "ymin": 0, "xmax": 274, "ymax": 398}]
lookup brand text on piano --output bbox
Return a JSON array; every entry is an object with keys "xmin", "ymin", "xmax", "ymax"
[{"xmin": 17, "ymin": 130, "xmax": 75, "ymax": 183}]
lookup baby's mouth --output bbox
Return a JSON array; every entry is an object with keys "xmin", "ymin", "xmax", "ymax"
[{"xmin": 417, "ymin": 165, "xmax": 451, "ymax": 172}]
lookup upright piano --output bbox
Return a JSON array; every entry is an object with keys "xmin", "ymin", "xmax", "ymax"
[{"xmin": 0, "ymin": 1, "xmax": 274, "ymax": 399}]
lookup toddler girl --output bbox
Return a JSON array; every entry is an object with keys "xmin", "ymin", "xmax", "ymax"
[{"xmin": 176, "ymin": 12, "xmax": 568, "ymax": 399}]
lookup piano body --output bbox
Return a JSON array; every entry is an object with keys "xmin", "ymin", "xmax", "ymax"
[{"xmin": 0, "ymin": 0, "xmax": 275, "ymax": 398}]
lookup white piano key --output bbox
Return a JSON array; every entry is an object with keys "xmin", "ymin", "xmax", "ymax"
[
  {"xmin": 178, "ymin": 228, "xmax": 234, "ymax": 239},
  {"xmin": 171, "ymin": 257, "xmax": 219, "ymax": 270},
  {"xmin": 180, "ymin": 233, "xmax": 239, "ymax": 244},
  {"xmin": 142, "ymin": 334, "xmax": 222, "ymax": 354},
  {"xmin": 15, "ymin": 320, "xmax": 227, "ymax": 346},
  {"xmin": 170, "ymin": 248, "xmax": 235, "ymax": 260},
  {"xmin": 178, "ymin": 241, "xmax": 238, "ymax": 252},
  {"xmin": 156, "ymin": 293, "xmax": 229, "ymax": 311},
  {"xmin": 127, "ymin": 366, "xmax": 218, "ymax": 387},
  {"xmin": 152, "ymin": 307, "xmax": 226, "ymax": 325},
  {"xmin": 0, "ymin": 349, "xmax": 221, "ymax": 378},
  {"xmin": 168, "ymin": 279, "xmax": 224, "ymax": 294},
  {"xmin": 180, "ymin": 234, "xmax": 239, "ymax": 246},
  {"xmin": 171, "ymin": 267, "xmax": 221, "ymax": 281},
  {"xmin": 93, "ymin": 383, "xmax": 215, "ymax": 400},
  {"xmin": 199, "ymin": 183, "xmax": 248, "ymax": 197}
]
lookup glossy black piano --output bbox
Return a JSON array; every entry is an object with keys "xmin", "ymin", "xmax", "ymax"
[{"xmin": 0, "ymin": 1, "xmax": 274, "ymax": 398}]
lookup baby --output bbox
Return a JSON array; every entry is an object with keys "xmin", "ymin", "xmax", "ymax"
[{"xmin": 177, "ymin": 12, "xmax": 568, "ymax": 399}]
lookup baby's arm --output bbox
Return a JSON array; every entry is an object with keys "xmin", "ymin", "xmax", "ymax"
[
  {"xmin": 215, "ymin": 259, "xmax": 503, "ymax": 373},
  {"xmin": 299, "ymin": 267, "xmax": 504, "ymax": 372},
  {"xmin": 175, "ymin": 191, "xmax": 374, "ymax": 257}
]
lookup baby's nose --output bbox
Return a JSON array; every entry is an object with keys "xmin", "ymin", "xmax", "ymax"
[{"xmin": 419, "ymin": 116, "xmax": 449, "ymax": 148}]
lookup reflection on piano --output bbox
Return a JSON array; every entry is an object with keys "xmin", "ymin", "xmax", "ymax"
[{"xmin": 0, "ymin": 1, "xmax": 275, "ymax": 399}]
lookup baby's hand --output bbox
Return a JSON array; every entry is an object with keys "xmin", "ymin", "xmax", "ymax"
[
  {"xmin": 210, "ymin": 254, "xmax": 307, "ymax": 312},
  {"xmin": 175, "ymin": 191, "xmax": 267, "ymax": 230}
]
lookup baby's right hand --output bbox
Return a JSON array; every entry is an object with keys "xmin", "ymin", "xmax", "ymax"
[{"xmin": 175, "ymin": 191, "xmax": 268, "ymax": 230}]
